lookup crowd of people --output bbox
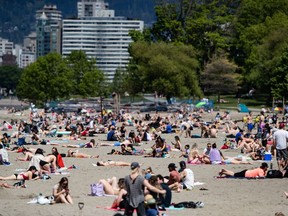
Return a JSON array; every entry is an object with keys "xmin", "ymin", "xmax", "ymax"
[{"xmin": 0, "ymin": 104, "xmax": 287, "ymax": 215}]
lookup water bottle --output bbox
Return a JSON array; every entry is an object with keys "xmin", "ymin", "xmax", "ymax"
[{"xmin": 270, "ymin": 163, "xmax": 273, "ymax": 170}]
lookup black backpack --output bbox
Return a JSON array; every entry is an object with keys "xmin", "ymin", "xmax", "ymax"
[
  {"xmin": 266, "ymin": 170, "xmax": 283, "ymax": 178},
  {"xmin": 174, "ymin": 201, "xmax": 197, "ymax": 208}
]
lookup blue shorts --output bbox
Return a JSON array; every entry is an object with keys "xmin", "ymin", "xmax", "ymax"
[
  {"xmin": 114, "ymin": 141, "xmax": 121, "ymax": 146},
  {"xmin": 224, "ymin": 159, "xmax": 232, "ymax": 164}
]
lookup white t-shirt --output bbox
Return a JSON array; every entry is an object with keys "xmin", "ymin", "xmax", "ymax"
[
  {"xmin": 0, "ymin": 148, "xmax": 9, "ymax": 162},
  {"xmin": 273, "ymin": 129, "xmax": 288, "ymax": 149},
  {"xmin": 182, "ymin": 168, "xmax": 194, "ymax": 190}
]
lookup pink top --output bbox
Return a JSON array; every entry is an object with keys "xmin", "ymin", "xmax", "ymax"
[{"xmin": 245, "ymin": 168, "xmax": 265, "ymax": 178}]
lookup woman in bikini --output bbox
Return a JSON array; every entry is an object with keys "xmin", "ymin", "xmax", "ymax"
[
  {"xmin": 67, "ymin": 149, "xmax": 99, "ymax": 158},
  {"xmin": 0, "ymin": 166, "xmax": 39, "ymax": 180},
  {"xmin": 41, "ymin": 154, "xmax": 57, "ymax": 173}
]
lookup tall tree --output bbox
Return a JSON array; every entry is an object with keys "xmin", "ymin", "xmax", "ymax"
[
  {"xmin": 17, "ymin": 53, "xmax": 72, "ymax": 104},
  {"xmin": 65, "ymin": 50, "xmax": 105, "ymax": 97},
  {"xmin": 0, "ymin": 65, "xmax": 22, "ymax": 94},
  {"xmin": 128, "ymin": 41, "xmax": 202, "ymax": 102},
  {"xmin": 202, "ymin": 55, "xmax": 239, "ymax": 102}
]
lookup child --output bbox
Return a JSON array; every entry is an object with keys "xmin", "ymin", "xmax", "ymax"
[
  {"xmin": 145, "ymin": 195, "xmax": 160, "ymax": 216},
  {"xmin": 179, "ymin": 144, "xmax": 190, "ymax": 158}
]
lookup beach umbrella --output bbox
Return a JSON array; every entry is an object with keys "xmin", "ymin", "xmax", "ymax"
[{"xmin": 195, "ymin": 101, "xmax": 206, "ymax": 108}]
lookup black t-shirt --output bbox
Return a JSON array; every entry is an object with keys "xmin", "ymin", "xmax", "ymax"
[{"xmin": 160, "ymin": 183, "xmax": 172, "ymax": 207}]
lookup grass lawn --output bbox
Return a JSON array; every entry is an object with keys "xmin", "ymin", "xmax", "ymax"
[{"xmin": 210, "ymin": 94, "xmax": 271, "ymax": 110}]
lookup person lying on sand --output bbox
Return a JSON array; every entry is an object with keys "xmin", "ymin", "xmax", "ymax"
[
  {"xmin": 0, "ymin": 166, "xmax": 39, "ymax": 181},
  {"xmin": 219, "ymin": 162, "xmax": 268, "ymax": 178},
  {"xmin": 96, "ymin": 160, "xmax": 131, "ymax": 166},
  {"xmin": 99, "ymin": 177, "xmax": 126, "ymax": 196},
  {"xmin": 0, "ymin": 180, "xmax": 26, "ymax": 188},
  {"xmin": 67, "ymin": 149, "xmax": 99, "ymax": 158}
]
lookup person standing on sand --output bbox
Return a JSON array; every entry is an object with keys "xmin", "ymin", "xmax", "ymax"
[
  {"xmin": 124, "ymin": 162, "xmax": 166, "ymax": 216},
  {"xmin": 273, "ymin": 124, "xmax": 288, "ymax": 170}
]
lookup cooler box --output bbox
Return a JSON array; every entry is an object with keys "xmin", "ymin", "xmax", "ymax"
[{"xmin": 264, "ymin": 152, "xmax": 272, "ymax": 161}]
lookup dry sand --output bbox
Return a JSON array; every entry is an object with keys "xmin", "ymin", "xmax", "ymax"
[{"xmin": 0, "ymin": 110, "xmax": 287, "ymax": 216}]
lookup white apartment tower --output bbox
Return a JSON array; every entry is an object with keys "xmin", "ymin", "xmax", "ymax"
[{"xmin": 62, "ymin": 0, "xmax": 144, "ymax": 81}]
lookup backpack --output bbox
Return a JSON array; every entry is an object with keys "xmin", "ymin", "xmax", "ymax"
[
  {"xmin": 266, "ymin": 170, "xmax": 283, "ymax": 178},
  {"xmin": 174, "ymin": 201, "xmax": 197, "ymax": 208},
  {"xmin": 90, "ymin": 183, "xmax": 104, "ymax": 196}
]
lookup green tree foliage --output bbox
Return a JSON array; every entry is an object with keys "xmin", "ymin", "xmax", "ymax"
[
  {"xmin": 241, "ymin": 12, "xmax": 288, "ymax": 93},
  {"xmin": 65, "ymin": 50, "xmax": 105, "ymax": 97},
  {"xmin": 152, "ymin": 0, "xmax": 239, "ymax": 63},
  {"xmin": 110, "ymin": 68, "xmax": 128, "ymax": 96},
  {"xmin": 271, "ymin": 47, "xmax": 288, "ymax": 99},
  {"xmin": 0, "ymin": 65, "xmax": 22, "ymax": 93},
  {"xmin": 202, "ymin": 55, "xmax": 239, "ymax": 102},
  {"xmin": 17, "ymin": 53, "xmax": 72, "ymax": 104},
  {"xmin": 128, "ymin": 41, "xmax": 202, "ymax": 101},
  {"xmin": 233, "ymin": 0, "xmax": 288, "ymax": 66}
]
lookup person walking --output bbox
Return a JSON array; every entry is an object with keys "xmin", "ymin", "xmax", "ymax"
[{"xmin": 124, "ymin": 162, "xmax": 166, "ymax": 216}]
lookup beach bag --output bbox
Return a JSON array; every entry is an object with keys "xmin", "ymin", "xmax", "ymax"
[
  {"xmin": 266, "ymin": 170, "xmax": 283, "ymax": 178},
  {"xmin": 174, "ymin": 201, "xmax": 197, "ymax": 208},
  {"xmin": 90, "ymin": 183, "xmax": 104, "ymax": 196}
]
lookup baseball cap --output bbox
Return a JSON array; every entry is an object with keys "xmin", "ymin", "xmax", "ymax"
[
  {"xmin": 131, "ymin": 162, "xmax": 140, "ymax": 170},
  {"xmin": 168, "ymin": 163, "xmax": 177, "ymax": 169}
]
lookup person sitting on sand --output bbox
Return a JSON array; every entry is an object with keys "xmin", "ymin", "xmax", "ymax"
[
  {"xmin": 170, "ymin": 136, "xmax": 182, "ymax": 152},
  {"xmin": 219, "ymin": 162, "xmax": 268, "ymax": 178},
  {"xmin": 67, "ymin": 149, "xmax": 99, "ymax": 158},
  {"xmin": 0, "ymin": 165, "xmax": 39, "ymax": 180},
  {"xmin": 209, "ymin": 125, "xmax": 218, "ymax": 138},
  {"xmin": 209, "ymin": 143, "xmax": 224, "ymax": 165},
  {"xmin": 178, "ymin": 161, "xmax": 194, "ymax": 190},
  {"xmin": 111, "ymin": 180, "xmax": 128, "ymax": 209},
  {"xmin": 53, "ymin": 177, "xmax": 73, "ymax": 204},
  {"xmin": 165, "ymin": 163, "xmax": 181, "ymax": 191},
  {"xmin": 187, "ymin": 143, "xmax": 210, "ymax": 164},
  {"xmin": 51, "ymin": 147, "xmax": 65, "ymax": 169},
  {"xmin": 96, "ymin": 160, "xmax": 131, "ymax": 166},
  {"xmin": 179, "ymin": 144, "xmax": 190, "ymax": 158}
]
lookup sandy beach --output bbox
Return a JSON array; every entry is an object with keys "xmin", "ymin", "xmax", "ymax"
[{"xmin": 0, "ymin": 109, "xmax": 287, "ymax": 216}]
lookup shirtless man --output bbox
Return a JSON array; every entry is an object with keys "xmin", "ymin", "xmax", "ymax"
[{"xmin": 209, "ymin": 125, "xmax": 218, "ymax": 138}]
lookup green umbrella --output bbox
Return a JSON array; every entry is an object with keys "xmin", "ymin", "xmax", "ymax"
[{"xmin": 195, "ymin": 101, "xmax": 206, "ymax": 108}]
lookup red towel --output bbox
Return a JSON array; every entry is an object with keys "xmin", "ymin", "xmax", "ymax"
[{"xmin": 57, "ymin": 154, "xmax": 65, "ymax": 168}]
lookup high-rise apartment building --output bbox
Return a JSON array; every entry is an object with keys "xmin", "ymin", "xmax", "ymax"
[
  {"xmin": 62, "ymin": 0, "xmax": 144, "ymax": 81},
  {"xmin": 36, "ymin": 5, "xmax": 62, "ymax": 58},
  {"xmin": 0, "ymin": 37, "xmax": 14, "ymax": 65}
]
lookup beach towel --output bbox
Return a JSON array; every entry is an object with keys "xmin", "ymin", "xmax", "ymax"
[{"xmin": 214, "ymin": 176, "xmax": 265, "ymax": 179}]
